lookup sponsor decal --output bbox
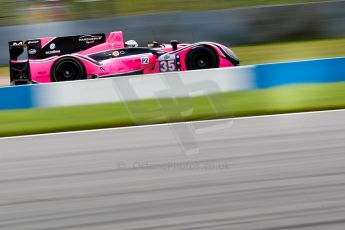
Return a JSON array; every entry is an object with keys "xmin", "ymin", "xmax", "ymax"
[
  {"xmin": 112, "ymin": 50, "xmax": 125, "ymax": 57},
  {"xmin": 79, "ymin": 35, "xmax": 103, "ymax": 45},
  {"xmin": 49, "ymin": 43, "xmax": 56, "ymax": 50},
  {"xmin": 141, "ymin": 56, "xmax": 149, "ymax": 64},
  {"xmin": 159, "ymin": 54, "xmax": 176, "ymax": 61},
  {"xmin": 27, "ymin": 40, "xmax": 39, "ymax": 45},
  {"xmin": 11, "ymin": 41, "xmax": 23, "ymax": 47},
  {"xmin": 45, "ymin": 43, "xmax": 60, "ymax": 55},
  {"xmin": 28, "ymin": 49, "xmax": 37, "ymax": 55},
  {"xmin": 45, "ymin": 50, "xmax": 61, "ymax": 55}
]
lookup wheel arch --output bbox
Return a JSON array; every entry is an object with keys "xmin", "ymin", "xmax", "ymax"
[
  {"xmin": 198, "ymin": 42, "xmax": 240, "ymax": 66},
  {"xmin": 185, "ymin": 44, "xmax": 220, "ymax": 70}
]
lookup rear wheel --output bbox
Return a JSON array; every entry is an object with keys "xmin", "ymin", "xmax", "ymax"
[
  {"xmin": 51, "ymin": 58, "xmax": 85, "ymax": 82},
  {"xmin": 185, "ymin": 46, "xmax": 218, "ymax": 70}
]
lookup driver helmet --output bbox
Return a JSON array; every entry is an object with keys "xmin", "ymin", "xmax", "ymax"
[{"xmin": 125, "ymin": 40, "xmax": 139, "ymax": 48}]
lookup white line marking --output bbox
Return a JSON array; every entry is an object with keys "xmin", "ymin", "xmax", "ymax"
[{"xmin": 209, "ymin": 0, "xmax": 345, "ymax": 12}]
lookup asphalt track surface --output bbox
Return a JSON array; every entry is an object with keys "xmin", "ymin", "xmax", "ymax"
[{"xmin": 1, "ymin": 110, "xmax": 345, "ymax": 229}]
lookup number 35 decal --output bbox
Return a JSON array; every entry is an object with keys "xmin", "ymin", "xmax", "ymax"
[{"xmin": 159, "ymin": 60, "xmax": 176, "ymax": 72}]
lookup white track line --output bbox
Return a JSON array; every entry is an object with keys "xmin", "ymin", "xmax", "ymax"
[{"xmin": 220, "ymin": 0, "xmax": 345, "ymax": 11}]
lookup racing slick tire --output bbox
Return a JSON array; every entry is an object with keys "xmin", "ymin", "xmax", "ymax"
[
  {"xmin": 185, "ymin": 46, "xmax": 219, "ymax": 70},
  {"xmin": 51, "ymin": 57, "xmax": 86, "ymax": 82}
]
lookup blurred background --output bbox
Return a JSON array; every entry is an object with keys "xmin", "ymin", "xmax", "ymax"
[
  {"xmin": 2, "ymin": 3, "xmax": 345, "ymax": 230},
  {"xmin": 0, "ymin": 0, "xmax": 334, "ymax": 26},
  {"xmin": 0, "ymin": 0, "xmax": 344, "ymax": 80}
]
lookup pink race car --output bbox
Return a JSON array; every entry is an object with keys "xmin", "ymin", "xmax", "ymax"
[{"xmin": 8, "ymin": 31, "xmax": 239, "ymax": 85}]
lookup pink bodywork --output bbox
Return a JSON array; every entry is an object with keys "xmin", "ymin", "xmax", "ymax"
[{"xmin": 28, "ymin": 31, "xmax": 238, "ymax": 83}]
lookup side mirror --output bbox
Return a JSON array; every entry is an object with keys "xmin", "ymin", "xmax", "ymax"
[
  {"xmin": 171, "ymin": 40, "xmax": 179, "ymax": 51},
  {"xmin": 148, "ymin": 41, "xmax": 160, "ymax": 48}
]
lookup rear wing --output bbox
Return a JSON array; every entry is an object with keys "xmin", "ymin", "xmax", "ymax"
[
  {"xmin": 8, "ymin": 33, "xmax": 107, "ymax": 85},
  {"xmin": 9, "ymin": 33, "xmax": 106, "ymax": 61}
]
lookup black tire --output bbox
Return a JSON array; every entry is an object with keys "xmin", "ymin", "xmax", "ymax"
[
  {"xmin": 185, "ymin": 46, "xmax": 219, "ymax": 70},
  {"xmin": 51, "ymin": 58, "xmax": 86, "ymax": 82}
]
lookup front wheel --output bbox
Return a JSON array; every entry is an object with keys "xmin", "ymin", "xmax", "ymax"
[
  {"xmin": 51, "ymin": 58, "xmax": 86, "ymax": 82},
  {"xmin": 185, "ymin": 46, "xmax": 219, "ymax": 70}
]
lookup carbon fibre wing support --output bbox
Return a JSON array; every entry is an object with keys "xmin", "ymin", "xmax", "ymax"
[{"xmin": 9, "ymin": 41, "xmax": 32, "ymax": 85}]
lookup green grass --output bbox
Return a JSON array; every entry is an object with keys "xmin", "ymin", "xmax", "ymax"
[
  {"xmin": 1, "ymin": 37, "xmax": 344, "ymax": 81},
  {"xmin": 0, "ymin": 67, "xmax": 8, "ymax": 76},
  {"xmin": 233, "ymin": 37, "xmax": 345, "ymax": 65},
  {"xmin": 1, "ymin": 81, "xmax": 345, "ymax": 137},
  {"xmin": 75, "ymin": 0, "xmax": 331, "ymax": 18}
]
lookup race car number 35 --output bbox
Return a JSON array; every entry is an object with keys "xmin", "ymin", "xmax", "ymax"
[{"xmin": 159, "ymin": 60, "xmax": 177, "ymax": 72}]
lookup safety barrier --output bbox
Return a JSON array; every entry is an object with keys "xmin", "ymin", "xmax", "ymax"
[
  {"xmin": 255, "ymin": 57, "xmax": 345, "ymax": 88},
  {"xmin": 0, "ymin": 57, "xmax": 344, "ymax": 110}
]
